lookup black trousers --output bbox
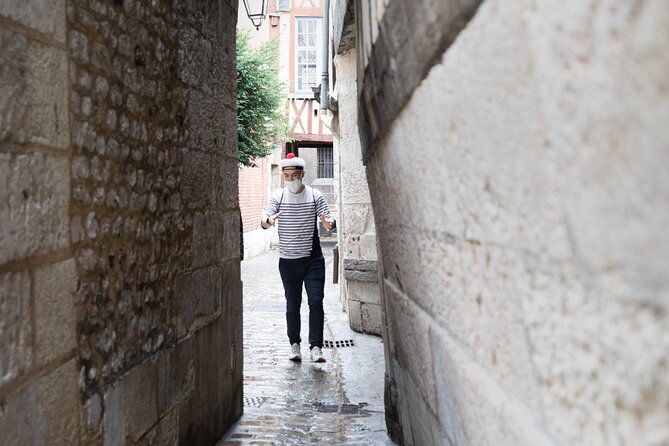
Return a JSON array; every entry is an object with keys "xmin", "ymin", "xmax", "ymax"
[{"xmin": 278, "ymin": 255, "xmax": 325, "ymax": 349}]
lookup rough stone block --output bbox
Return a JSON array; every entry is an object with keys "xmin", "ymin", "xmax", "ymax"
[
  {"xmin": 383, "ymin": 278, "xmax": 438, "ymax": 413},
  {"xmin": 0, "ymin": 270, "xmax": 32, "ymax": 387},
  {"xmin": 392, "ymin": 362, "xmax": 444, "ymax": 446},
  {"xmin": 343, "ymin": 258, "xmax": 377, "ymax": 272},
  {"xmin": 122, "ymin": 357, "xmax": 159, "ymax": 441},
  {"xmin": 428, "ymin": 325, "xmax": 554, "ymax": 446},
  {"xmin": 23, "ymin": 41, "xmax": 69, "ymax": 148},
  {"xmin": 347, "ymin": 280, "xmax": 380, "ymax": 305},
  {"xmin": 0, "ymin": 359, "xmax": 80, "ymax": 445},
  {"xmin": 220, "ymin": 261, "xmax": 243, "ymax": 382},
  {"xmin": 83, "ymin": 393, "xmax": 102, "ymax": 432},
  {"xmin": 36, "ymin": 359, "xmax": 80, "ymax": 444},
  {"xmin": 343, "ymin": 258, "xmax": 378, "ymax": 283},
  {"xmin": 427, "ymin": 329, "xmax": 469, "ymax": 446},
  {"xmin": 180, "ymin": 149, "xmax": 212, "ymax": 209},
  {"xmin": 192, "ymin": 211, "xmax": 224, "ymax": 268},
  {"xmin": 0, "ymin": 153, "xmax": 69, "ymax": 265},
  {"xmin": 187, "ymin": 89, "xmax": 226, "ymax": 153},
  {"xmin": 342, "ymin": 232, "xmax": 378, "ymax": 261},
  {"xmin": 340, "ymin": 203, "xmax": 375, "ymax": 236},
  {"xmin": 179, "ymin": 317, "xmax": 241, "ymax": 445},
  {"xmin": 0, "ymin": 29, "xmax": 28, "ymax": 145},
  {"xmin": 176, "ymin": 267, "xmax": 221, "ymax": 336},
  {"xmin": 103, "ymin": 383, "xmax": 125, "ymax": 446},
  {"xmin": 0, "ymin": 0, "xmax": 67, "ymax": 42},
  {"xmin": 213, "ymin": 155, "xmax": 238, "ymax": 211},
  {"xmin": 155, "ymin": 408, "xmax": 178, "ymax": 446},
  {"xmin": 360, "ymin": 302, "xmax": 382, "ymax": 335},
  {"xmin": 340, "ymin": 168, "xmax": 372, "ymax": 204},
  {"xmin": 347, "ymin": 299, "xmax": 362, "ymax": 332},
  {"xmin": 33, "ymin": 258, "xmax": 77, "ymax": 366},
  {"xmin": 158, "ymin": 337, "xmax": 194, "ymax": 414},
  {"xmin": 0, "ymin": 374, "xmax": 45, "ymax": 444},
  {"xmin": 221, "ymin": 210, "xmax": 240, "ymax": 260},
  {"xmin": 178, "ymin": 27, "xmax": 213, "ymax": 88}
]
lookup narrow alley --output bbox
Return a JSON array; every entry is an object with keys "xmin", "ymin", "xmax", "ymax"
[
  {"xmin": 218, "ymin": 240, "xmax": 395, "ymax": 445},
  {"xmin": 2, "ymin": 1, "xmax": 668, "ymax": 445}
]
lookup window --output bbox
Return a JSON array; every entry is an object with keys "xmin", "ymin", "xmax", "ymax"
[
  {"xmin": 296, "ymin": 17, "xmax": 322, "ymax": 93},
  {"xmin": 318, "ymin": 147, "xmax": 333, "ymax": 178},
  {"xmin": 277, "ymin": 0, "xmax": 291, "ymax": 11}
]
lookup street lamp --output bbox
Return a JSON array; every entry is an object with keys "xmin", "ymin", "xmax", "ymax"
[{"xmin": 242, "ymin": 0, "xmax": 269, "ymax": 30}]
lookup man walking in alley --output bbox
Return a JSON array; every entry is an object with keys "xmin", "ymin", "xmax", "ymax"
[{"xmin": 261, "ymin": 153, "xmax": 336, "ymax": 363}]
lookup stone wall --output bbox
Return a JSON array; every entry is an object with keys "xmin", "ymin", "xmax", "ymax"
[
  {"xmin": 0, "ymin": 0, "xmax": 242, "ymax": 444},
  {"xmin": 332, "ymin": 49, "xmax": 381, "ymax": 335},
  {"xmin": 347, "ymin": 0, "xmax": 669, "ymax": 445}
]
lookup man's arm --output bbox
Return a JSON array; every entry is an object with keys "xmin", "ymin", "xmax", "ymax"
[
  {"xmin": 261, "ymin": 196, "xmax": 280, "ymax": 229},
  {"xmin": 315, "ymin": 193, "xmax": 336, "ymax": 230}
]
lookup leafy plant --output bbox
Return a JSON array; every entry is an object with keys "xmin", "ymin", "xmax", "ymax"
[{"xmin": 236, "ymin": 30, "xmax": 290, "ymax": 167}]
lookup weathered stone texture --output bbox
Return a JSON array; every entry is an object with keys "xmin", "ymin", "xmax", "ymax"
[
  {"xmin": 360, "ymin": 0, "xmax": 669, "ymax": 444},
  {"xmin": 67, "ymin": 0, "xmax": 240, "ymax": 401},
  {"xmin": 0, "ymin": 153, "xmax": 70, "ymax": 264},
  {"xmin": 123, "ymin": 356, "xmax": 160, "ymax": 441},
  {"xmin": 182, "ymin": 149, "xmax": 214, "ymax": 209},
  {"xmin": 33, "ymin": 258, "xmax": 77, "ymax": 366},
  {"xmin": 103, "ymin": 383, "xmax": 125, "ymax": 446},
  {"xmin": 0, "ymin": 29, "xmax": 69, "ymax": 149},
  {"xmin": 0, "ymin": 0, "xmax": 68, "ymax": 42},
  {"xmin": 2, "ymin": 0, "xmax": 240, "ymax": 444},
  {"xmin": 176, "ymin": 266, "xmax": 221, "ymax": 337},
  {"xmin": 0, "ymin": 29, "xmax": 28, "ymax": 144},
  {"xmin": 24, "ymin": 40, "xmax": 70, "ymax": 148},
  {"xmin": 0, "ymin": 359, "xmax": 80, "ymax": 446},
  {"xmin": 0, "ymin": 271, "xmax": 32, "ymax": 386},
  {"xmin": 333, "ymin": 49, "xmax": 382, "ymax": 335}
]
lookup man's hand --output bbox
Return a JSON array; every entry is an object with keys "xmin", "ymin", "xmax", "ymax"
[
  {"xmin": 268, "ymin": 211, "xmax": 283, "ymax": 226},
  {"xmin": 320, "ymin": 213, "xmax": 334, "ymax": 231}
]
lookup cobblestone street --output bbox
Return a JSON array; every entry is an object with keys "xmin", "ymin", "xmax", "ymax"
[{"xmin": 218, "ymin": 241, "xmax": 395, "ymax": 445}]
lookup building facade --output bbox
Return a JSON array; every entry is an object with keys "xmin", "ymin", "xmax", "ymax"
[
  {"xmin": 0, "ymin": 1, "xmax": 242, "ymax": 444},
  {"xmin": 329, "ymin": 18, "xmax": 382, "ymax": 335},
  {"xmin": 331, "ymin": 0, "xmax": 669, "ymax": 445},
  {"xmin": 238, "ymin": 0, "xmax": 335, "ymax": 260}
]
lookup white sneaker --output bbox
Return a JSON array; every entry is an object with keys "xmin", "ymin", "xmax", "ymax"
[
  {"xmin": 289, "ymin": 343, "xmax": 301, "ymax": 361},
  {"xmin": 310, "ymin": 346, "xmax": 326, "ymax": 363}
]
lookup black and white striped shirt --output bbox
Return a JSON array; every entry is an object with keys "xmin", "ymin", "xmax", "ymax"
[{"xmin": 261, "ymin": 186, "xmax": 333, "ymax": 259}]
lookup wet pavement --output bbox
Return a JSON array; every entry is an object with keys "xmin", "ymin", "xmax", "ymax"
[{"xmin": 217, "ymin": 240, "xmax": 395, "ymax": 445}]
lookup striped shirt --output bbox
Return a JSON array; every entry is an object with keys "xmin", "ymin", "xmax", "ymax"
[{"xmin": 261, "ymin": 186, "xmax": 333, "ymax": 259}]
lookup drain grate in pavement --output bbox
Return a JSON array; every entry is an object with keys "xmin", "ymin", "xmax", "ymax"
[
  {"xmin": 244, "ymin": 395, "xmax": 268, "ymax": 408},
  {"xmin": 316, "ymin": 403, "xmax": 368, "ymax": 414},
  {"xmin": 317, "ymin": 404, "xmax": 339, "ymax": 413},
  {"xmin": 323, "ymin": 339, "xmax": 355, "ymax": 348}
]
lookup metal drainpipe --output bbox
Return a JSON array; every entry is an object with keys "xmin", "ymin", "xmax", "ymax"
[{"xmin": 320, "ymin": 0, "xmax": 330, "ymax": 110}]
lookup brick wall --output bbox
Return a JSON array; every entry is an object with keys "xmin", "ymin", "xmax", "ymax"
[{"xmin": 239, "ymin": 156, "xmax": 271, "ymax": 233}]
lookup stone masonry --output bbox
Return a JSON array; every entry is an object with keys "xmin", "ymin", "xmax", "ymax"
[
  {"xmin": 334, "ymin": 0, "xmax": 669, "ymax": 445},
  {"xmin": 331, "ymin": 49, "xmax": 381, "ymax": 335},
  {"xmin": 1, "ymin": 1, "xmax": 241, "ymax": 444}
]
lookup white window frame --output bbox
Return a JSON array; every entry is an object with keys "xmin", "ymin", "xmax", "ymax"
[{"xmin": 295, "ymin": 16, "xmax": 322, "ymax": 94}]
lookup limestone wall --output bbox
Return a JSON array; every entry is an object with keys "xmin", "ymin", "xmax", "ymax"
[
  {"xmin": 333, "ymin": 49, "xmax": 381, "ymax": 335},
  {"xmin": 358, "ymin": 0, "xmax": 669, "ymax": 445},
  {"xmin": 0, "ymin": 1, "xmax": 242, "ymax": 444}
]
